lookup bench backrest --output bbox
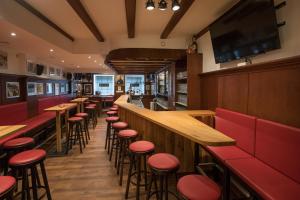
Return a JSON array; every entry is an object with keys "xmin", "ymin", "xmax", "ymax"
[
  {"xmin": 0, "ymin": 102, "xmax": 28, "ymax": 125},
  {"xmin": 38, "ymin": 96, "xmax": 61, "ymax": 114},
  {"xmin": 255, "ymin": 119, "xmax": 300, "ymax": 184},
  {"xmin": 215, "ymin": 108, "xmax": 256, "ymax": 155}
]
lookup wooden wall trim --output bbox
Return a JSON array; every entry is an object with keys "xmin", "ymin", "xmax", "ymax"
[{"xmin": 199, "ymin": 55, "xmax": 300, "ymax": 77}]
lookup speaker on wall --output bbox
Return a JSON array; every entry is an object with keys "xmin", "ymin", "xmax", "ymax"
[{"xmin": 36, "ymin": 64, "xmax": 44, "ymax": 75}]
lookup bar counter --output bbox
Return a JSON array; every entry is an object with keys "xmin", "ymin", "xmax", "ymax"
[{"xmin": 114, "ymin": 95, "xmax": 235, "ymax": 171}]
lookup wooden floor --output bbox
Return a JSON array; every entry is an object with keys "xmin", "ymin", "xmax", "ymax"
[{"xmin": 44, "ymin": 117, "xmax": 177, "ymax": 200}]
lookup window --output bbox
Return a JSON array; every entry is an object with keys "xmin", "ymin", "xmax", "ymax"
[
  {"xmin": 125, "ymin": 75, "xmax": 145, "ymax": 95},
  {"xmin": 93, "ymin": 74, "xmax": 114, "ymax": 95}
]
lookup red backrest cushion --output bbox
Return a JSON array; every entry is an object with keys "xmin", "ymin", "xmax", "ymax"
[
  {"xmin": 255, "ymin": 119, "xmax": 300, "ymax": 183},
  {"xmin": 0, "ymin": 102, "xmax": 28, "ymax": 125},
  {"xmin": 60, "ymin": 95, "xmax": 72, "ymax": 103},
  {"xmin": 38, "ymin": 97, "xmax": 61, "ymax": 114},
  {"xmin": 215, "ymin": 108, "xmax": 256, "ymax": 155}
]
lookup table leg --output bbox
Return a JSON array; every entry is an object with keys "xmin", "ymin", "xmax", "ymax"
[
  {"xmin": 77, "ymin": 103, "xmax": 80, "ymax": 113},
  {"xmin": 56, "ymin": 111, "xmax": 62, "ymax": 153},
  {"xmin": 65, "ymin": 110, "xmax": 70, "ymax": 134},
  {"xmin": 80, "ymin": 102, "xmax": 84, "ymax": 113}
]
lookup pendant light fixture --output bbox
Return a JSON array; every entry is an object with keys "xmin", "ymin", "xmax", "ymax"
[
  {"xmin": 158, "ymin": 0, "xmax": 168, "ymax": 10},
  {"xmin": 145, "ymin": 0, "xmax": 155, "ymax": 11},
  {"xmin": 172, "ymin": 0, "xmax": 180, "ymax": 11}
]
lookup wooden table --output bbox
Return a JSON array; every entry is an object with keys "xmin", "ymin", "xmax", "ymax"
[
  {"xmin": 115, "ymin": 95, "xmax": 235, "ymax": 171},
  {"xmin": 0, "ymin": 125, "xmax": 26, "ymax": 140},
  {"xmin": 71, "ymin": 98, "xmax": 88, "ymax": 113},
  {"xmin": 45, "ymin": 103, "xmax": 77, "ymax": 153}
]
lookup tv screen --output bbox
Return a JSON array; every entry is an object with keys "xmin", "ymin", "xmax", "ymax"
[{"xmin": 210, "ymin": 0, "xmax": 280, "ymax": 64}]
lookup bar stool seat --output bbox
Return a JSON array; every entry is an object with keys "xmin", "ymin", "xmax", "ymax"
[
  {"xmin": 3, "ymin": 137, "xmax": 34, "ymax": 149},
  {"xmin": 112, "ymin": 122, "xmax": 128, "ymax": 130},
  {"xmin": 148, "ymin": 153, "xmax": 180, "ymax": 170},
  {"xmin": 9, "ymin": 149, "xmax": 46, "ymax": 166},
  {"xmin": 129, "ymin": 140, "xmax": 155, "ymax": 153},
  {"xmin": 0, "ymin": 176, "xmax": 16, "ymax": 197},
  {"xmin": 177, "ymin": 175, "xmax": 221, "ymax": 200},
  {"xmin": 107, "ymin": 111, "xmax": 117, "ymax": 116},
  {"xmin": 118, "ymin": 129, "xmax": 138, "ymax": 138},
  {"xmin": 109, "ymin": 107, "xmax": 118, "ymax": 111},
  {"xmin": 106, "ymin": 116, "xmax": 120, "ymax": 122},
  {"xmin": 75, "ymin": 112, "xmax": 88, "ymax": 117},
  {"xmin": 68, "ymin": 117, "xmax": 83, "ymax": 122},
  {"xmin": 88, "ymin": 104, "xmax": 97, "ymax": 107}
]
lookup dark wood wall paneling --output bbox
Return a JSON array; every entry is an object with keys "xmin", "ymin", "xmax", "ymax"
[
  {"xmin": 199, "ymin": 56, "xmax": 300, "ymax": 128},
  {"xmin": 0, "ymin": 73, "xmax": 71, "ymax": 117}
]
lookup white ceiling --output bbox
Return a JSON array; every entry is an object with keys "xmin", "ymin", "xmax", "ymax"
[{"xmin": 0, "ymin": 0, "xmax": 239, "ymax": 70}]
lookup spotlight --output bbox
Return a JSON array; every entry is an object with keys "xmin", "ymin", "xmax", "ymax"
[
  {"xmin": 158, "ymin": 0, "xmax": 167, "ymax": 10},
  {"xmin": 146, "ymin": 0, "xmax": 155, "ymax": 11},
  {"xmin": 172, "ymin": 0, "xmax": 180, "ymax": 11}
]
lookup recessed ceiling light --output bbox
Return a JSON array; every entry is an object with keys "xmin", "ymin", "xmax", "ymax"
[
  {"xmin": 61, "ymin": 60, "xmax": 65, "ymax": 63},
  {"xmin": 99, "ymin": 63, "xmax": 102, "ymax": 66},
  {"xmin": 50, "ymin": 49, "xmax": 54, "ymax": 52},
  {"xmin": 76, "ymin": 65, "xmax": 80, "ymax": 68},
  {"xmin": 88, "ymin": 56, "xmax": 91, "ymax": 59},
  {"xmin": 94, "ymin": 60, "xmax": 97, "ymax": 63},
  {"xmin": 10, "ymin": 32, "xmax": 16, "ymax": 37}
]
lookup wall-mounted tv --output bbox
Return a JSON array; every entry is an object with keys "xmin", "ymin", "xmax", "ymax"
[{"xmin": 210, "ymin": 0, "xmax": 281, "ymax": 64}]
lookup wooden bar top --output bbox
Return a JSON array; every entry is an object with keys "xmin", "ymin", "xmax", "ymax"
[
  {"xmin": 44, "ymin": 103, "xmax": 77, "ymax": 112},
  {"xmin": 0, "ymin": 125, "xmax": 26, "ymax": 139},
  {"xmin": 71, "ymin": 98, "xmax": 88, "ymax": 103},
  {"xmin": 114, "ymin": 95, "xmax": 235, "ymax": 146}
]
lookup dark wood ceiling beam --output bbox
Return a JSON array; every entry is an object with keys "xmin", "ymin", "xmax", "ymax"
[
  {"xmin": 125, "ymin": 0, "xmax": 136, "ymax": 38},
  {"xmin": 160, "ymin": 0, "xmax": 195, "ymax": 39},
  {"xmin": 67, "ymin": 0, "xmax": 104, "ymax": 42},
  {"xmin": 14, "ymin": 0, "xmax": 74, "ymax": 41}
]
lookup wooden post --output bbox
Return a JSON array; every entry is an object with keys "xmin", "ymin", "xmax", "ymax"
[{"xmin": 56, "ymin": 111, "xmax": 62, "ymax": 153}]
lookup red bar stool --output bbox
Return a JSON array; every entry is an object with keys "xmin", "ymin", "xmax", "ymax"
[
  {"xmin": 112, "ymin": 104, "xmax": 118, "ymax": 108},
  {"xmin": 85, "ymin": 106, "xmax": 97, "ymax": 129},
  {"xmin": 177, "ymin": 175, "xmax": 221, "ymax": 200},
  {"xmin": 75, "ymin": 112, "xmax": 90, "ymax": 144},
  {"xmin": 67, "ymin": 117, "xmax": 85, "ymax": 154},
  {"xmin": 105, "ymin": 116, "xmax": 120, "ymax": 154},
  {"xmin": 125, "ymin": 141, "xmax": 155, "ymax": 200},
  {"xmin": 106, "ymin": 110, "xmax": 118, "ymax": 117},
  {"xmin": 109, "ymin": 122, "xmax": 128, "ymax": 167},
  {"xmin": 117, "ymin": 129, "xmax": 138, "ymax": 186},
  {"xmin": 109, "ymin": 107, "xmax": 118, "ymax": 111},
  {"xmin": 9, "ymin": 149, "xmax": 52, "ymax": 200},
  {"xmin": 0, "ymin": 176, "xmax": 16, "ymax": 199},
  {"xmin": 147, "ymin": 153, "xmax": 180, "ymax": 200},
  {"xmin": 3, "ymin": 137, "xmax": 35, "ymax": 175}
]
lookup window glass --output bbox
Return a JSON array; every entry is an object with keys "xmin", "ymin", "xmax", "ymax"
[
  {"xmin": 93, "ymin": 74, "xmax": 114, "ymax": 95},
  {"xmin": 125, "ymin": 75, "xmax": 145, "ymax": 95}
]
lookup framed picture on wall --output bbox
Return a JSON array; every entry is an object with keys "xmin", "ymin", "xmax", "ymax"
[
  {"xmin": 6, "ymin": 82, "xmax": 20, "ymax": 98},
  {"xmin": 46, "ymin": 83, "xmax": 53, "ymax": 94},
  {"xmin": 84, "ymin": 84, "xmax": 92, "ymax": 94},
  {"xmin": 36, "ymin": 83, "xmax": 44, "ymax": 95},
  {"xmin": 27, "ymin": 82, "xmax": 37, "ymax": 96},
  {"xmin": 54, "ymin": 83, "xmax": 60, "ymax": 95},
  {"xmin": 0, "ymin": 50, "xmax": 8, "ymax": 69}
]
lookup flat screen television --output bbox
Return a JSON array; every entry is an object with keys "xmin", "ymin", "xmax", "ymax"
[{"xmin": 210, "ymin": 0, "xmax": 281, "ymax": 64}]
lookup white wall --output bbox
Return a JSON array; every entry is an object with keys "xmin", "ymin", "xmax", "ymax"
[{"xmin": 197, "ymin": 0, "xmax": 300, "ymax": 72}]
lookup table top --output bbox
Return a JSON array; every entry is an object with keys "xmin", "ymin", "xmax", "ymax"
[
  {"xmin": 0, "ymin": 125, "xmax": 26, "ymax": 139},
  {"xmin": 44, "ymin": 103, "xmax": 77, "ymax": 112},
  {"xmin": 71, "ymin": 98, "xmax": 89, "ymax": 103},
  {"xmin": 114, "ymin": 95, "xmax": 235, "ymax": 146}
]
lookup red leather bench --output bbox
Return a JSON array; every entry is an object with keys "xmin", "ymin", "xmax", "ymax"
[
  {"xmin": 205, "ymin": 108, "xmax": 256, "ymax": 161},
  {"xmin": 225, "ymin": 119, "xmax": 300, "ymax": 199}
]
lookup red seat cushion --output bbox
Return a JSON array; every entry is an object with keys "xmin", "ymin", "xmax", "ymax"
[
  {"xmin": 109, "ymin": 107, "xmax": 118, "ymax": 111},
  {"xmin": 107, "ymin": 111, "xmax": 117, "ymax": 115},
  {"xmin": 88, "ymin": 104, "xmax": 97, "ymax": 107},
  {"xmin": 75, "ymin": 113, "xmax": 88, "ymax": 117},
  {"xmin": 68, "ymin": 117, "xmax": 83, "ymax": 122},
  {"xmin": 255, "ymin": 119, "xmax": 300, "ymax": 184},
  {"xmin": 118, "ymin": 129, "xmax": 138, "ymax": 138},
  {"xmin": 226, "ymin": 158, "xmax": 300, "ymax": 200},
  {"xmin": 129, "ymin": 141, "xmax": 155, "ymax": 153},
  {"xmin": 148, "ymin": 153, "xmax": 180, "ymax": 170},
  {"xmin": 112, "ymin": 122, "xmax": 128, "ymax": 130},
  {"xmin": 0, "ymin": 176, "xmax": 16, "ymax": 194},
  {"xmin": 9, "ymin": 149, "xmax": 46, "ymax": 166},
  {"xmin": 105, "ymin": 116, "xmax": 120, "ymax": 122},
  {"xmin": 3, "ymin": 137, "xmax": 34, "ymax": 149},
  {"xmin": 177, "ymin": 175, "xmax": 221, "ymax": 200},
  {"xmin": 215, "ymin": 108, "xmax": 256, "ymax": 155},
  {"xmin": 206, "ymin": 146, "xmax": 252, "ymax": 161},
  {"xmin": 0, "ymin": 102, "xmax": 28, "ymax": 125}
]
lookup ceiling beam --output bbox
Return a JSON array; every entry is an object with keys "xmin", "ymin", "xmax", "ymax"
[
  {"xmin": 14, "ymin": 0, "xmax": 74, "ymax": 41},
  {"xmin": 67, "ymin": 0, "xmax": 104, "ymax": 42},
  {"xmin": 125, "ymin": 0, "xmax": 136, "ymax": 38},
  {"xmin": 160, "ymin": 0, "xmax": 195, "ymax": 39}
]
